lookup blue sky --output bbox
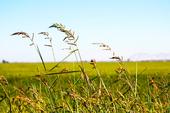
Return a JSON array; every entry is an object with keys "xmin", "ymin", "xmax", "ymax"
[{"xmin": 1, "ymin": 0, "xmax": 170, "ymax": 62}]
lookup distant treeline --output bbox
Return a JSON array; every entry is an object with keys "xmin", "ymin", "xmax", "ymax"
[{"xmin": 1, "ymin": 60, "xmax": 9, "ymax": 63}]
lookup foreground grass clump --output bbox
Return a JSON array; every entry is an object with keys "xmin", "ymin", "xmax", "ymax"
[{"xmin": 0, "ymin": 62, "xmax": 170, "ymax": 113}]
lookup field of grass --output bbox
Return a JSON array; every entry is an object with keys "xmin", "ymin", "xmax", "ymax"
[
  {"xmin": 1, "ymin": 61, "xmax": 170, "ymax": 77},
  {"xmin": 1, "ymin": 23, "xmax": 169, "ymax": 112},
  {"xmin": 0, "ymin": 61, "xmax": 169, "ymax": 112}
]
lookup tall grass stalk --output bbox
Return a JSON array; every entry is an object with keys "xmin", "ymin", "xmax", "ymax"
[
  {"xmin": 11, "ymin": 32, "xmax": 47, "ymax": 71},
  {"xmin": 135, "ymin": 62, "xmax": 138, "ymax": 97},
  {"xmin": 38, "ymin": 32, "xmax": 56, "ymax": 62}
]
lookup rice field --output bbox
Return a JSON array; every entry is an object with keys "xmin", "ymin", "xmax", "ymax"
[
  {"xmin": 0, "ymin": 61, "xmax": 170, "ymax": 112},
  {"xmin": 1, "ymin": 61, "xmax": 170, "ymax": 77}
]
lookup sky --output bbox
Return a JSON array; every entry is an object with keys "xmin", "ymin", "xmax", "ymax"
[{"xmin": 0, "ymin": 0, "xmax": 170, "ymax": 62}]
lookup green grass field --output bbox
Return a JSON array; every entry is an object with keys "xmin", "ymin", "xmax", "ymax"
[
  {"xmin": 1, "ymin": 61, "xmax": 170, "ymax": 77},
  {"xmin": 0, "ymin": 61, "xmax": 169, "ymax": 112}
]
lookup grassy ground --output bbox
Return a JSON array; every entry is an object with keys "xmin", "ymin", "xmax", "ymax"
[
  {"xmin": 0, "ymin": 61, "xmax": 169, "ymax": 112},
  {"xmin": 1, "ymin": 61, "xmax": 170, "ymax": 77}
]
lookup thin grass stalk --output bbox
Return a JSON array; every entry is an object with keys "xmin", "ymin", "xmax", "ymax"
[
  {"xmin": 46, "ymin": 70, "xmax": 80, "ymax": 76},
  {"xmin": 95, "ymin": 67, "xmax": 109, "ymax": 95},
  {"xmin": 147, "ymin": 75, "xmax": 153, "ymax": 111},
  {"xmin": 49, "ymin": 76, "xmax": 59, "ymax": 89},
  {"xmin": 73, "ymin": 50, "xmax": 78, "ymax": 84},
  {"xmin": 49, "ymin": 50, "xmax": 76, "ymax": 71},
  {"xmin": 48, "ymin": 88, "xmax": 57, "ymax": 111},
  {"xmin": 76, "ymin": 45, "xmax": 92, "ymax": 90},
  {"xmin": 35, "ymin": 45, "xmax": 46, "ymax": 71},
  {"xmin": 78, "ymin": 65, "xmax": 92, "ymax": 90},
  {"xmin": 30, "ymin": 33, "xmax": 46, "ymax": 71},
  {"xmin": 76, "ymin": 47, "xmax": 84, "ymax": 68},
  {"xmin": 71, "ymin": 42, "xmax": 93, "ymax": 90},
  {"xmin": 47, "ymin": 36, "xmax": 56, "ymax": 62},
  {"xmin": 11, "ymin": 32, "xmax": 47, "ymax": 71},
  {"xmin": 41, "ymin": 79, "xmax": 57, "ymax": 111},
  {"xmin": 135, "ymin": 62, "xmax": 138, "ymax": 97},
  {"xmin": 38, "ymin": 32, "xmax": 56, "ymax": 62},
  {"xmin": 72, "ymin": 46, "xmax": 91, "ymax": 86},
  {"xmin": 65, "ymin": 100, "xmax": 74, "ymax": 112},
  {"xmin": 49, "ymin": 38, "xmax": 56, "ymax": 62},
  {"xmin": 0, "ymin": 84, "xmax": 12, "ymax": 113},
  {"xmin": 51, "ymin": 45, "xmax": 56, "ymax": 62}
]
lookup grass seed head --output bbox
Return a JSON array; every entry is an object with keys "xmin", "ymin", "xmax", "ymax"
[
  {"xmin": 0, "ymin": 75, "xmax": 8, "ymax": 85},
  {"xmin": 11, "ymin": 32, "xmax": 30, "ymax": 38},
  {"xmin": 38, "ymin": 32, "xmax": 49, "ymax": 36},
  {"xmin": 90, "ymin": 59, "xmax": 96, "ymax": 68}
]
